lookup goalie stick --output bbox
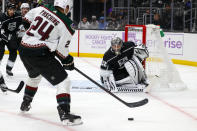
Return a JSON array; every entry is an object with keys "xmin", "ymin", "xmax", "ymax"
[
  {"xmin": 1, "ymin": 81, "xmax": 24, "ymax": 93},
  {"xmin": 74, "ymin": 67, "xmax": 148, "ymax": 108}
]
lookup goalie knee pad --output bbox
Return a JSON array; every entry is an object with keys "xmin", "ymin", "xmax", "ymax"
[
  {"xmin": 56, "ymin": 77, "xmax": 71, "ymax": 95},
  {"xmin": 26, "ymin": 75, "xmax": 42, "ymax": 87}
]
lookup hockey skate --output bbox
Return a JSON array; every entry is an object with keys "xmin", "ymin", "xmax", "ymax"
[
  {"xmin": 57, "ymin": 105, "xmax": 82, "ymax": 126},
  {"xmin": 0, "ymin": 77, "xmax": 7, "ymax": 93},
  {"xmin": 0, "ymin": 83, "xmax": 8, "ymax": 93},
  {"xmin": 6, "ymin": 70, "xmax": 13, "ymax": 76},
  {"xmin": 20, "ymin": 96, "xmax": 32, "ymax": 112}
]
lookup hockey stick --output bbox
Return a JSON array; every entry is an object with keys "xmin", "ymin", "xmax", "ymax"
[
  {"xmin": 74, "ymin": 67, "xmax": 148, "ymax": 108},
  {"xmin": 2, "ymin": 81, "xmax": 25, "ymax": 93}
]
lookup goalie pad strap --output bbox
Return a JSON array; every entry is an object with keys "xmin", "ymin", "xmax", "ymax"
[{"xmin": 117, "ymin": 87, "xmax": 144, "ymax": 93}]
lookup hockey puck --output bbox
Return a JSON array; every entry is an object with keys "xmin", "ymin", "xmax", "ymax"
[{"xmin": 128, "ymin": 117, "xmax": 134, "ymax": 121}]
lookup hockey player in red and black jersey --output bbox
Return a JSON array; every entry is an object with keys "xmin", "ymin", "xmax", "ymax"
[
  {"xmin": 0, "ymin": 2, "xmax": 22, "ymax": 76},
  {"xmin": 18, "ymin": 0, "xmax": 82, "ymax": 126},
  {"xmin": 100, "ymin": 37, "xmax": 149, "ymax": 93}
]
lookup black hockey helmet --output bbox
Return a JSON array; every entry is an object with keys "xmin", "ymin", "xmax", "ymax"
[
  {"xmin": 7, "ymin": 2, "xmax": 16, "ymax": 10},
  {"xmin": 111, "ymin": 37, "xmax": 123, "ymax": 55}
]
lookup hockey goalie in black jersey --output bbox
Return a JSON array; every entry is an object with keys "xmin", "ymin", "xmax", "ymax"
[{"xmin": 100, "ymin": 37, "xmax": 149, "ymax": 93}]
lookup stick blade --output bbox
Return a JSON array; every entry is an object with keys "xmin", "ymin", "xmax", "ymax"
[
  {"xmin": 126, "ymin": 98, "xmax": 148, "ymax": 108},
  {"xmin": 15, "ymin": 81, "xmax": 25, "ymax": 93}
]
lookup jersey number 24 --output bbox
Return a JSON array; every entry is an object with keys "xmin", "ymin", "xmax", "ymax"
[{"xmin": 26, "ymin": 16, "xmax": 54, "ymax": 41}]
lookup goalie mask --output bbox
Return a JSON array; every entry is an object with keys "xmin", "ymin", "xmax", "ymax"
[{"xmin": 111, "ymin": 37, "xmax": 123, "ymax": 55}]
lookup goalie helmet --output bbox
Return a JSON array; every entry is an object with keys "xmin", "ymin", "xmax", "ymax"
[
  {"xmin": 54, "ymin": 0, "xmax": 73, "ymax": 12},
  {"xmin": 111, "ymin": 37, "xmax": 123, "ymax": 55}
]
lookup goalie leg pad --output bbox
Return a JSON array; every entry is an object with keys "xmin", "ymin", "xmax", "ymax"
[
  {"xmin": 124, "ymin": 60, "xmax": 139, "ymax": 85},
  {"xmin": 132, "ymin": 55, "xmax": 148, "ymax": 84},
  {"xmin": 56, "ymin": 77, "xmax": 71, "ymax": 95}
]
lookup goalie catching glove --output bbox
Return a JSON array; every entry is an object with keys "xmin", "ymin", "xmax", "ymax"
[
  {"xmin": 134, "ymin": 44, "xmax": 149, "ymax": 62},
  {"xmin": 62, "ymin": 55, "xmax": 74, "ymax": 70}
]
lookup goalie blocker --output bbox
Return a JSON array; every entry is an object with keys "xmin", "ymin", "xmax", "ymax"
[{"xmin": 100, "ymin": 37, "xmax": 149, "ymax": 93}]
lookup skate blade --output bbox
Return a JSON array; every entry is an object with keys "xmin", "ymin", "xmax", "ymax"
[
  {"xmin": 18, "ymin": 111, "xmax": 29, "ymax": 116},
  {"xmin": 19, "ymin": 107, "xmax": 31, "ymax": 114},
  {"xmin": 1, "ymin": 88, "xmax": 8, "ymax": 95},
  {"xmin": 1, "ymin": 91, "xmax": 8, "ymax": 95},
  {"xmin": 62, "ymin": 118, "xmax": 83, "ymax": 126},
  {"xmin": 19, "ymin": 111, "xmax": 26, "ymax": 114},
  {"xmin": 6, "ymin": 74, "xmax": 14, "ymax": 78}
]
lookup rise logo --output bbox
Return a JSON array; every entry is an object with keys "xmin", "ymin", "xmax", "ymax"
[{"xmin": 164, "ymin": 37, "xmax": 182, "ymax": 49}]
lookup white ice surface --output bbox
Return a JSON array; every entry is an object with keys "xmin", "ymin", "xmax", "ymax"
[{"xmin": 0, "ymin": 55, "xmax": 197, "ymax": 131}]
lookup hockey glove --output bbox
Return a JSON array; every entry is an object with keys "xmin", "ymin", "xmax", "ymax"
[{"xmin": 62, "ymin": 55, "xmax": 74, "ymax": 71}]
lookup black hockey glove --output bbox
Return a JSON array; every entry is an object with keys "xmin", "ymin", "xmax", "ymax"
[{"xmin": 62, "ymin": 55, "xmax": 74, "ymax": 70}]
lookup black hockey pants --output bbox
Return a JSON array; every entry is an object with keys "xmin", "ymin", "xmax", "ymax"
[
  {"xmin": 0, "ymin": 36, "xmax": 19, "ymax": 64},
  {"xmin": 19, "ymin": 52, "xmax": 68, "ymax": 85}
]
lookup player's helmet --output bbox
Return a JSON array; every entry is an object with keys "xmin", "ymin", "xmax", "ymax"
[
  {"xmin": 111, "ymin": 37, "xmax": 123, "ymax": 55},
  {"xmin": 54, "ymin": 0, "xmax": 73, "ymax": 12},
  {"xmin": 20, "ymin": 3, "xmax": 30, "ymax": 9},
  {"xmin": 7, "ymin": 2, "xmax": 16, "ymax": 10}
]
